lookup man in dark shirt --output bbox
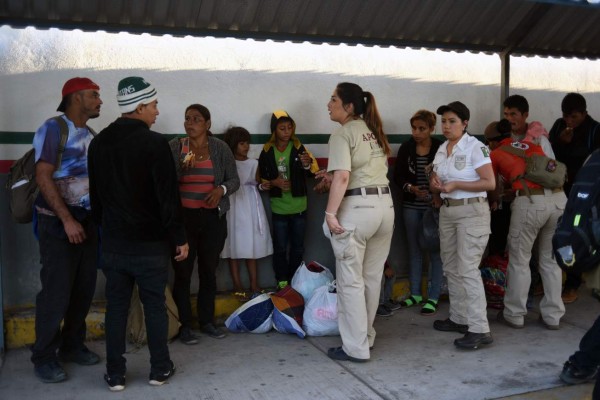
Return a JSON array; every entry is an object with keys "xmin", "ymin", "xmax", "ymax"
[
  {"xmin": 88, "ymin": 76, "xmax": 188, "ymax": 392},
  {"xmin": 549, "ymin": 93, "xmax": 600, "ymax": 304}
]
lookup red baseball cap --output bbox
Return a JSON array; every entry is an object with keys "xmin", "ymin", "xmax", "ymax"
[{"xmin": 56, "ymin": 77, "xmax": 100, "ymax": 112}]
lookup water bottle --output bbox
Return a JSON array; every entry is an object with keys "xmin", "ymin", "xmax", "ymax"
[{"xmin": 277, "ymin": 157, "xmax": 288, "ymax": 180}]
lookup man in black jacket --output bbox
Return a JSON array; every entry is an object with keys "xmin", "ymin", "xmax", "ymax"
[
  {"xmin": 88, "ymin": 76, "xmax": 188, "ymax": 392},
  {"xmin": 549, "ymin": 93, "xmax": 600, "ymax": 304}
]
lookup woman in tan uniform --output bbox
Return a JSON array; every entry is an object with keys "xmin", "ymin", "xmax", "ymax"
[
  {"xmin": 430, "ymin": 101, "xmax": 495, "ymax": 350},
  {"xmin": 320, "ymin": 82, "xmax": 394, "ymax": 362}
]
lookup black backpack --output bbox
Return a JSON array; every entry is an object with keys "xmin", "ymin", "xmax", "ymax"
[
  {"xmin": 5, "ymin": 117, "xmax": 69, "ymax": 223},
  {"xmin": 553, "ymin": 149, "xmax": 600, "ymax": 274}
]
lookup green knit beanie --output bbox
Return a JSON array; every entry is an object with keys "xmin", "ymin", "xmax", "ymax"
[{"xmin": 117, "ymin": 76, "xmax": 158, "ymax": 113}]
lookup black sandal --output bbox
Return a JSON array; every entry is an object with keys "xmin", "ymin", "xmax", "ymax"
[
  {"xmin": 399, "ymin": 295, "xmax": 422, "ymax": 308},
  {"xmin": 420, "ymin": 299, "xmax": 438, "ymax": 316}
]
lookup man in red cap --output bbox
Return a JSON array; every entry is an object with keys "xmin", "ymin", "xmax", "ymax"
[{"xmin": 30, "ymin": 77, "xmax": 103, "ymax": 383}]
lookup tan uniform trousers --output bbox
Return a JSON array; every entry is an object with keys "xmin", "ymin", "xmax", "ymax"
[
  {"xmin": 329, "ymin": 190, "xmax": 394, "ymax": 360},
  {"xmin": 439, "ymin": 201, "xmax": 491, "ymax": 334},
  {"xmin": 502, "ymin": 190, "xmax": 566, "ymax": 326}
]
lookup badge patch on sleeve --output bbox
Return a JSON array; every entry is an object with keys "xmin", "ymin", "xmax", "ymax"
[{"xmin": 481, "ymin": 147, "xmax": 490, "ymax": 157}]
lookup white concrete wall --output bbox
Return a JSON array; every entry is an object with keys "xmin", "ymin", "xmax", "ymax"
[
  {"xmin": 2, "ymin": 27, "xmax": 599, "ymax": 158},
  {"xmin": 1, "ymin": 26, "xmax": 600, "ymax": 307}
]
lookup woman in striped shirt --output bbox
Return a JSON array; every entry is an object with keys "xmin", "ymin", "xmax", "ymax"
[
  {"xmin": 393, "ymin": 110, "xmax": 443, "ymax": 315},
  {"xmin": 169, "ymin": 104, "xmax": 239, "ymax": 344}
]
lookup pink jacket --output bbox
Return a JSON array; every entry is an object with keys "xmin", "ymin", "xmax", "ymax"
[{"xmin": 525, "ymin": 121, "xmax": 549, "ymax": 142}]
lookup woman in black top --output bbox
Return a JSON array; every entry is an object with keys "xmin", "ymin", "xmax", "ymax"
[{"xmin": 394, "ymin": 110, "xmax": 443, "ymax": 315}]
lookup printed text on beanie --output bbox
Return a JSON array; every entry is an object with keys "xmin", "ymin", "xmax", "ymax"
[{"xmin": 117, "ymin": 77, "xmax": 158, "ymax": 114}]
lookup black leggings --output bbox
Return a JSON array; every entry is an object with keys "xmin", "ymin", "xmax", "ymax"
[{"xmin": 172, "ymin": 208, "xmax": 227, "ymax": 327}]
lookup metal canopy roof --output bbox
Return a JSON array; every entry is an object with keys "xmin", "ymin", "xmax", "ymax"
[{"xmin": 1, "ymin": 0, "xmax": 600, "ymax": 60}]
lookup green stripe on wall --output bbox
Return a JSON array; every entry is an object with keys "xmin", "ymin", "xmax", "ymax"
[
  {"xmin": 0, "ymin": 132, "xmax": 417, "ymax": 145},
  {"xmin": 0, "ymin": 132, "xmax": 35, "ymax": 144}
]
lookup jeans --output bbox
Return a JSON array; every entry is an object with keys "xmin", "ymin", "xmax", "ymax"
[
  {"xmin": 402, "ymin": 207, "xmax": 444, "ymax": 300},
  {"xmin": 379, "ymin": 274, "xmax": 395, "ymax": 304},
  {"xmin": 103, "ymin": 252, "xmax": 171, "ymax": 376},
  {"xmin": 489, "ymin": 201, "xmax": 511, "ymax": 256},
  {"xmin": 570, "ymin": 314, "xmax": 600, "ymax": 398},
  {"xmin": 571, "ymin": 315, "xmax": 600, "ymax": 369},
  {"xmin": 272, "ymin": 212, "xmax": 306, "ymax": 282},
  {"xmin": 31, "ymin": 214, "xmax": 98, "ymax": 366},
  {"xmin": 564, "ymin": 269, "xmax": 583, "ymax": 291},
  {"xmin": 172, "ymin": 208, "xmax": 227, "ymax": 328}
]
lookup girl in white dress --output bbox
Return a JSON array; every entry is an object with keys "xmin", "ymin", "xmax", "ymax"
[{"xmin": 222, "ymin": 127, "xmax": 273, "ymax": 300}]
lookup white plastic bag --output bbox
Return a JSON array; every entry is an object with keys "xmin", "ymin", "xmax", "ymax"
[
  {"xmin": 302, "ymin": 281, "xmax": 339, "ymax": 336},
  {"xmin": 291, "ymin": 261, "xmax": 334, "ymax": 302}
]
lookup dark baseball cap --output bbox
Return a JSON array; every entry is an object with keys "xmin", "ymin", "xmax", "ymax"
[
  {"xmin": 436, "ymin": 101, "xmax": 470, "ymax": 121},
  {"xmin": 57, "ymin": 77, "xmax": 100, "ymax": 112}
]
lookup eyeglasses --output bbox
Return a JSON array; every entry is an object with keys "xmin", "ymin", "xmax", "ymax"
[{"xmin": 185, "ymin": 116, "xmax": 205, "ymax": 124}]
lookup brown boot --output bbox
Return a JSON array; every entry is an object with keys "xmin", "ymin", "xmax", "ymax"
[
  {"xmin": 533, "ymin": 282, "xmax": 544, "ymax": 297},
  {"xmin": 562, "ymin": 288, "xmax": 578, "ymax": 304}
]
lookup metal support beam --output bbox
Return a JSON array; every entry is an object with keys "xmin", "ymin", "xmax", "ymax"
[
  {"xmin": 0, "ymin": 231, "xmax": 4, "ymax": 362},
  {"xmin": 498, "ymin": 2, "xmax": 554, "ymax": 117},
  {"xmin": 500, "ymin": 51, "xmax": 511, "ymax": 117}
]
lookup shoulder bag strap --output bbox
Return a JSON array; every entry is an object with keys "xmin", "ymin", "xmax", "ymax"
[
  {"xmin": 50, "ymin": 116, "xmax": 70, "ymax": 172},
  {"xmin": 499, "ymin": 144, "xmax": 533, "ymax": 201},
  {"xmin": 498, "ymin": 144, "xmax": 526, "ymax": 158},
  {"xmin": 87, "ymin": 125, "xmax": 97, "ymax": 137}
]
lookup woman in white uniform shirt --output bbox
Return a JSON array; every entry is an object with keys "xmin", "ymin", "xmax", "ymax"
[
  {"xmin": 321, "ymin": 82, "xmax": 394, "ymax": 362},
  {"xmin": 429, "ymin": 101, "xmax": 496, "ymax": 350}
]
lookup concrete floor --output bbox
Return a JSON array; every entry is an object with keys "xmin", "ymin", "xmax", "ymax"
[{"xmin": 0, "ymin": 289, "xmax": 598, "ymax": 400}]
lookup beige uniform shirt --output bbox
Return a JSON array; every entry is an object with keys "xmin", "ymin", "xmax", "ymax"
[{"xmin": 327, "ymin": 119, "xmax": 389, "ymax": 190}]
